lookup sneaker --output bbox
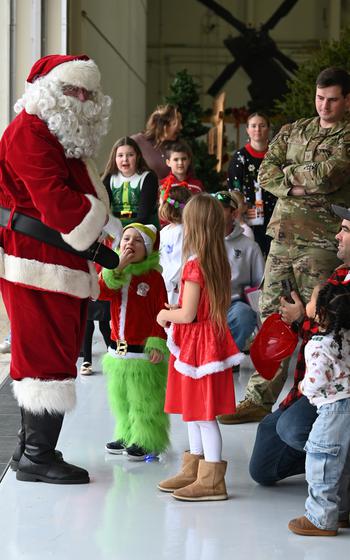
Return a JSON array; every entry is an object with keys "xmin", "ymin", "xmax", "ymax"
[
  {"xmin": 80, "ymin": 362, "xmax": 92, "ymax": 375},
  {"xmin": 288, "ymin": 515, "xmax": 337, "ymax": 536},
  {"xmin": 105, "ymin": 440, "xmax": 126, "ymax": 454},
  {"xmin": 217, "ymin": 398, "xmax": 270, "ymax": 424},
  {"xmin": 125, "ymin": 444, "xmax": 147, "ymax": 462},
  {"xmin": 0, "ymin": 340, "xmax": 11, "ymax": 354}
]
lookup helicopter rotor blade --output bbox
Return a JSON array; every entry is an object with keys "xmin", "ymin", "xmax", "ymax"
[
  {"xmin": 207, "ymin": 59, "xmax": 241, "ymax": 97},
  {"xmin": 196, "ymin": 0, "xmax": 247, "ymax": 34},
  {"xmin": 261, "ymin": 0, "xmax": 299, "ymax": 33},
  {"xmin": 274, "ymin": 49, "xmax": 298, "ymax": 73}
]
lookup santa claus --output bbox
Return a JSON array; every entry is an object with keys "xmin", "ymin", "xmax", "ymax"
[{"xmin": 0, "ymin": 54, "xmax": 119, "ymax": 484}]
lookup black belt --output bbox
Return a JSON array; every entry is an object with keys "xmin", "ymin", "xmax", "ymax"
[
  {"xmin": 0, "ymin": 207, "xmax": 119, "ymax": 270},
  {"xmin": 114, "ymin": 211, "xmax": 137, "ymax": 219},
  {"xmin": 110, "ymin": 340, "xmax": 144, "ymax": 355}
]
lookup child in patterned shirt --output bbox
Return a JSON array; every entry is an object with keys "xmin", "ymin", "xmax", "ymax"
[{"xmin": 289, "ymin": 281, "xmax": 350, "ymax": 536}]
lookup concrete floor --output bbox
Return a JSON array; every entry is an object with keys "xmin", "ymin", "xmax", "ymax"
[{"xmin": 0, "ymin": 333, "xmax": 349, "ymax": 559}]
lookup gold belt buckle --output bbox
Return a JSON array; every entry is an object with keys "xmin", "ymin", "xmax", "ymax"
[
  {"xmin": 121, "ymin": 211, "xmax": 132, "ymax": 218},
  {"xmin": 116, "ymin": 340, "xmax": 128, "ymax": 356}
]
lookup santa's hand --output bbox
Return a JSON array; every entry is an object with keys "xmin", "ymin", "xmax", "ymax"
[
  {"xmin": 148, "ymin": 349, "xmax": 164, "ymax": 364},
  {"xmin": 101, "ymin": 215, "xmax": 123, "ymax": 244},
  {"xmin": 280, "ymin": 291, "xmax": 304, "ymax": 324}
]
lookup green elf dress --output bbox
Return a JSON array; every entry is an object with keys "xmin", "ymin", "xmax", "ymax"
[{"xmin": 104, "ymin": 170, "xmax": 159, "ymax": 227}]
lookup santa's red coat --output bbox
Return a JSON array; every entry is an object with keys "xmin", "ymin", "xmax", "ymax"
[{"xmin": 0, "ymin": 110, "xmax": 109, "ymax": 413}]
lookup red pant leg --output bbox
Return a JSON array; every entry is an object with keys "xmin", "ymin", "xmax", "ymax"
[{"xmin": 1, "ymin": 278, "xmax": 88, "ymax": 381}]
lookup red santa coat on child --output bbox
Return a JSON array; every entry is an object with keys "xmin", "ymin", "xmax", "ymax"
[
  {"xmin": 0, "ymin": 55, "xmax": 111, "ymax": 414},
  {"xmin": 99, "ymin": 268, "xmax": 167, "ymax": 350}
]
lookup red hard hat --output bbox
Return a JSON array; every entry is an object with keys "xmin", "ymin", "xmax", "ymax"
[{"xmin": 250, "ymin": 313, "xmax": 298, "ymax": 380}]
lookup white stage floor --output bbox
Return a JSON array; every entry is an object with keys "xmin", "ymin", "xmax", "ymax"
[{"xmin": 0, "ymin": 335, "xmax": 349, "ymax": 559}]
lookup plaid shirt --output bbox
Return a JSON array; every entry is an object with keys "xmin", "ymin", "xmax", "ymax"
[{"xmin": 279, "ymin": 266, "xmax": 350, "ymax": 410}]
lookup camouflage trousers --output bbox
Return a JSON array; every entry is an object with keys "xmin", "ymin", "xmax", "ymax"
[{"xmin": 245, "ymin": 239, "xmax": 340, "ymax": 409}]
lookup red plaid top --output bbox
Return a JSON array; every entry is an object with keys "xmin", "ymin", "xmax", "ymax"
[{"xmin": 279, "ymin": 266, "xmax": 350, "ymax": 410}]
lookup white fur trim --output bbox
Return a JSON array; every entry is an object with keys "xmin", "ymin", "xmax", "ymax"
[
  {"xmin": 61, "ymin": 194, "xmax": 107, "ymax": 251},
  {"xmin": 84, "ymin": 158, "xmax": 110, "ymax": 210},
  {"xmin": 0, "ymin": 248, "xmax": 95, "ymax": 298},
  {"xmin": 174, "ymin": 354, "xmax": 245, "ymax": 379},
  {"xmin": 12, "ymin": 378, "xmax": 76, "ymax": 414},
  {"xmin": 48, "ymin": 59, "xmax": 100, "ymax": 91},
  {"xmin": 167, "ymin": 328, "xmax": 245, "ymax": 379},
  {"xmin": 119, "ymin": 282, "xmax": 131, "ymax": 339}
]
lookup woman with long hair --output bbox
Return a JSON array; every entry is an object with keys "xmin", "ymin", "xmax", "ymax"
[{"xmin": 131, "ymin": 104, "xmax": 183, "ymax": 180}]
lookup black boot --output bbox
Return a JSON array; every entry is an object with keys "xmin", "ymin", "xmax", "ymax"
[
  {"xmin": 10, "ymin": 408, "xmax": 25, "ymax": 471},
  {"xmin": 16, "ymin": 409, "xmax": 89, "ymax": 484},
  {"xmin": 10, "ymin": 408, "xmax": 63, "ymax": 472}
]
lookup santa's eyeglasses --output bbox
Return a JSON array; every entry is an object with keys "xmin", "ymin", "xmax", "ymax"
[{"xmin": 62, "ymin": 85, "xmax": 95, "ymax": 101}]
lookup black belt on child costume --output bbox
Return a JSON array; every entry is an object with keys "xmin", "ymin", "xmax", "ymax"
[
  {"xmin": 110, "ymin": 340, "xmax": 144, "ymax": 356},
  {"xmin": 0, "ymin": 206, "xmax": 119, "ymax": 270},
  {"xmin": 114, "ymin": 211, "xmax": 137, "ymax": 219}
]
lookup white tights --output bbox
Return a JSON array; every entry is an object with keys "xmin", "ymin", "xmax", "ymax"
[{"xmin": 187, "ymin": 420, "xmax": 222, "ymax": 463}]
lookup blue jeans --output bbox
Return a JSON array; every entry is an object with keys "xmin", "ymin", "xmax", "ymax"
[
  {"xmin": 227, "ymin": 300, "xmax": 257, "ymax": 351},
  {"xmin": 305, "ymin": 398, "xmax": 350, "ymax": 530},
  {"xmin": 249, "ymin": 396, "xmax": 318, "ymax": 485}
]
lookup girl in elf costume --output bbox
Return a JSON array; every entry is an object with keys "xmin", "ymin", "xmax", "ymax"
[
  {"xmin": 99, "ymin": 223, "xmax": 169, "ymax": 461},
  {"xmin": 102, "ymin": 137, "xmax": 159, "ymax": 227},
  {"xmin": 157, "ymin": 194, "xmax": 244, "ymax": 500}
]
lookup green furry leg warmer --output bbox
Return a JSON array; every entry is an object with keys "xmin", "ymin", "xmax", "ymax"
[
  {"xmin": 103, "ymin": 353, "xmax": 132, "ymax": 443},
  {"xmin": 103, "ymin": 353, "xmax": 170, "ymax": 452}
]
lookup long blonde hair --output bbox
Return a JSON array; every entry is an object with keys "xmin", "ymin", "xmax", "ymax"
[{"xmin": 182, "ymin": 194, "xmax": 231, "ymax": 332}]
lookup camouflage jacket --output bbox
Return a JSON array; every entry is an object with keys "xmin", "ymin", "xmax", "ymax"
[{"xmin": 258, "ymin": 116, "xmax": 350, "ymax": 249}]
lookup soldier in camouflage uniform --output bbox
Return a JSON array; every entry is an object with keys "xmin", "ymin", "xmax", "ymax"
[{"xmin": 219, "ymin": 67, "xmax": 350, "ymax": 424}]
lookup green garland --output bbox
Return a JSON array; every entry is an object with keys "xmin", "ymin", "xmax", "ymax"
[{"xmin": 102, "ymin": 251, "xmax": 161, "ymax": 290}]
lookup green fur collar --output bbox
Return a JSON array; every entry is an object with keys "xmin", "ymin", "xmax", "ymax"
[{"xmin": 102, "ymin": 251, "xmax": 160, "ymax": 290}]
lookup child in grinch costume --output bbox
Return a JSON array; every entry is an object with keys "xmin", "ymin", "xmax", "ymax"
[{"xmin": 99, "ymin": 223, "xmax": 169, "ymax": 461}]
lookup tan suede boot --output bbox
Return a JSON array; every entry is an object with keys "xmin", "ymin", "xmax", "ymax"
[
  {"xmin": 172, "ymin": 459, "xmax": 228, "ymax": 501},
  {"xmin": 157, "ymin": 452, "xmax": 203, "ymax": 492}
]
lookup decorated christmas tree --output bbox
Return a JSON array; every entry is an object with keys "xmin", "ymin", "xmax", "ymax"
[{"xmin": 165, "ymin": 69, "xmax": 223, "ymax": 192}]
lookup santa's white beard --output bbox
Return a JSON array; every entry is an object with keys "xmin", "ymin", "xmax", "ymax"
[{"xmin": 14, "ymin": 79, "xmax": 111, "ymax": 159}]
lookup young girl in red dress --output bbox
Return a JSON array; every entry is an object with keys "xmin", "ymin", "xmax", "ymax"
[{"xmin": 156, "ymin": 193, "xmax": 244, "ymax": 501}]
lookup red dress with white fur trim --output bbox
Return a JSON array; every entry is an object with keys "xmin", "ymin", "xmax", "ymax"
[{"xmin": 165, "ymin": 258, "xmax": 244, "ymax": 421}]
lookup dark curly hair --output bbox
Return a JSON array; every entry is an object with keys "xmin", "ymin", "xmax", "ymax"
[{"xmin": 316, "ymin": 282, "xmax": 350, "ymax": 358}]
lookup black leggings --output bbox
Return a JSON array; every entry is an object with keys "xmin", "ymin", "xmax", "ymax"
[{"xmin": 82, "ymin": 320, "xmax": 111, "ymax": 363}]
